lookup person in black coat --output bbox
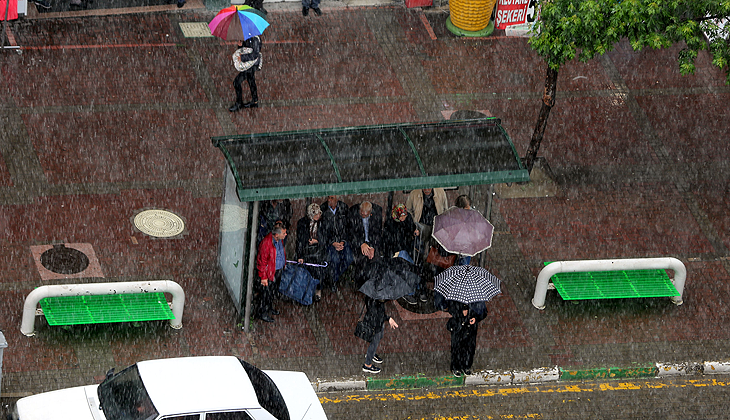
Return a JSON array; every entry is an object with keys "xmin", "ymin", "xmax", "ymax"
[
  {"xmin": 382, "ymin": 204, "xmax": 420, "ymax": 263},
  {"xmin": 348, "ymin": 201, "xmax": 383, "ymax": 287},
  {"xmin": 360, "ymin": 296, "xmax": 399, "ymax": 374},
  {"xmin": 296, "ymin": 203, "xmax": 328, "ymax": 302},
  {"xmin": 229, "ymin": 36, "xmax": 262, "ymax": 112},
  {"xmin": 258, "ymin": 199, "xmax": 292, "ymax": 244},
  {"xmin": 320, "ymin": 196, "xmax": 353, "ymax": 290},
  {"xmin": 447, "ymin": 301, "xmax": 487, "ymax": 377}
]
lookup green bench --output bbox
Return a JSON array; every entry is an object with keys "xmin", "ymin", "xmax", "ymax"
[
  {"xmin": 22, "ymin": 281, "xmax": 185, "ymax": 336},
  {"xmin": 532, "ymin": 258, "xmax": 686, "ymax": 309},
  {"xmin": 39, "ymin": 293, "xmax": 174, "ymax": 326}
]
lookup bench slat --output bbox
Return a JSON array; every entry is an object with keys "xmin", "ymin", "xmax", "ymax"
[
  {"xmin": 40, "ymin": 292, "xmax": 174, "ymax": 325},
  {"xmin": 549, "ymin": 269, "xmax": 680, "ymax": 300}
]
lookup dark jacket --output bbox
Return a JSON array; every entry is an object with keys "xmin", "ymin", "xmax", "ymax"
[
  {"xmin": 320, "ymin": 200, "xmax": 349, "ymax": 246},
  {"xmin": 238, "ymin": 36, "xmax": 262, "ymax": 70},
  {"xmin": 296, "ymin": 216, "xmax": 326, "ymax": 262},
  {"xmin": 347, "ymin": 203, "xmax": 383, "ymax": 254},
  {"xmin": 362, "ymin": 297, "xmax": 390, "ymax": 334},
  {"xmin": 446, "ymin": 301, "xmax": 487, "ymax": 333},
  {"xmin": 382, "ymin": 213, "xmax": 417, "ymax": 258}
]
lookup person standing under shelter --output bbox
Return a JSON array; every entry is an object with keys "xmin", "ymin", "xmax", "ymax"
[
  {"xmin": 320, "ymin": 195, "xmax": 352, "ymax": 291},
  {"xmin": 229, "ymin": 36, "xmax": 262, "ymax": 112},
  {"xmin": 256, "ymin": 224, "xmax": 287, "ymax": 323},
  {"xmin": 258, "ymin": 199, "xmax": 292, "ymax": 244},
  {"xmin": 348, "ymin": 201, "xmax": 382, "ymax": 287},
  {"xmin": 406, "ymin": 188, "xmax": 448, "ymax": 301},
  {"xmin": 406, "ymin": 188, "xmax": 448, "ymax": 257}
]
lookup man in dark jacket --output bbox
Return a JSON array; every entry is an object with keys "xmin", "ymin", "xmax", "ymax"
[
  {"xmin": 348, "ymin": 201, "xmax": 382, "ymax": 287},
  {"xmin": 320, "ymin": 196, "xmax": 353, "ymax": 290},
  {"xmin": 229, "ymin": 36, "xmax": 261, "ymax": 112}
]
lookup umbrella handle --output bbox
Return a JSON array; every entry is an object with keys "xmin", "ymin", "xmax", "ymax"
[{"xmin": 286, "ymin": 260, "xmax": 328, "ymax": 268}]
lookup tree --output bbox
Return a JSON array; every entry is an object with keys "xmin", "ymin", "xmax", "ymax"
[{"xmin": 523, "ymin": 0, "xmax": 730, "ymax": 173}]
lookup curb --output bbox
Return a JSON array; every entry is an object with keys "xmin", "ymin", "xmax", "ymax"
[{"xmin": 312, "ymin": 360, "xmax": 730, "ymax": 393}]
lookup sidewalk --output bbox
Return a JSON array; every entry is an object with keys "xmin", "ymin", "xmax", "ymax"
[{"xmin": 2, "ymin": 0, "xmax": 730, "ymax": 403}]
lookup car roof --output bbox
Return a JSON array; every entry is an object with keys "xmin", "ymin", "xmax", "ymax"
[{"xmin": 136, "ymin": 356, "xmax": 261, "ymax": 416}]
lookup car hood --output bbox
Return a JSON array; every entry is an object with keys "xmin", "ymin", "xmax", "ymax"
[
  {"xmin": 264, "ymin": 371, "xmax": 328, "ymax": 420},
  {"xmin": 15, "ymin": 384, "xmax": 105, "ymax": 420}
]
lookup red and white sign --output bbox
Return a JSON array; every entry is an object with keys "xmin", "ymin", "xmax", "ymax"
[{"xmin": 495, "ymin": 0, "xmax": 538, "ymax": 30}]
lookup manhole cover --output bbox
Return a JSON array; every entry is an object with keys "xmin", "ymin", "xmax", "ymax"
[
  {"xmin": 133, "ymin": 209, "xmax": 186, "ymax": 238},
  {"xmin": 179, "ymin": 22, "xmax": 214, "ymax": 38},
  {"xmin": 40, "ymin": 244, "xmax": 90, "ymax": 275}
]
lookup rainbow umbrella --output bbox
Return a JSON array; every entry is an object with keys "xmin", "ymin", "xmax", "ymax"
[{"xmin": 209, "ymin": 5, "xmax": 270, "ymax": 41}]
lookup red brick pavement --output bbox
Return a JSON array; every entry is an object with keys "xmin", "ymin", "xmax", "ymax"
[
  {"xmin": 498, "ymin": 182, "xmax": 715, "ymax": 263},
  {"xmin": 2, "ymin": 5, "xmax": 730, "ymax": 396}
]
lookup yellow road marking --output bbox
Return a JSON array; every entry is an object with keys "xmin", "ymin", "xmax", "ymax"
[{"xmin": 320, "ymin": 377, "xmax": 728, "ymax": 405}]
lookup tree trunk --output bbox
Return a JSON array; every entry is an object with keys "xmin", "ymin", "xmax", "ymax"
[{"xmin": 523, "ymin": 66, "xmax": 559, "ymax": 174}]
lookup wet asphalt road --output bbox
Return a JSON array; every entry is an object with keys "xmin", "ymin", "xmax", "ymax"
[{"xmin": 319, "ymin": 375, "xmax": 730, "ymax": 420}]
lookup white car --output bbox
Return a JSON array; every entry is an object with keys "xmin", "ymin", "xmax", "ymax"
[{"xmin": 10, "ymin": 356, "xmax": 328, "ymax": 420}]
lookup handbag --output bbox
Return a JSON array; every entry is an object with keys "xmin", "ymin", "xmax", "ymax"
[
  {"xmin": 426, "ymin": 246, "xmax": 456, "ymax": 269},
  {"xmin": 233, "ymin": 47, "xmax": 260, "ymax": 72},
  {"xmin": 446, "ymin": 316, "xmax": 459, "ymax": 332},
  {"xmin": 353, "ymin": 303, "xmax": 375, "ymax": 342}
]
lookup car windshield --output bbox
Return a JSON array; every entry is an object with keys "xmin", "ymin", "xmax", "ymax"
[
  {"xmin": 97, "ymin": 364, "xmax": 159, "ymax": 420},
  {"xmin": 239, "ymin": 360, "xmax": 290, "ymax": 420}
]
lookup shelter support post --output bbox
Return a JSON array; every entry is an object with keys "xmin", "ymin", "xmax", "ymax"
[
  {"xmin": 243, "ymin": 200, "xmax": 260, "ymax": 333},
  {"xmin": 532, "ymin": 257, "xmax": 686, "ymax": 310},
  {"xmin": 21, "ymin": 280, "xmax": 185, "ymax": 336}
]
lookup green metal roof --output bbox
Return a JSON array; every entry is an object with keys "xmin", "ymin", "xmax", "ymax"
[{"xmin": 211, "ymin": 118, "xmax": 529, "ymax": 202}]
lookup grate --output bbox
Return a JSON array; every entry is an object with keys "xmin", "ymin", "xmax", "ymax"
[
  {"xmin": 548, "ymin": 266, "xmax": 680, "ymax": 300},
  {"xmin": 40, "ymin": 293, "xmax": 174, "ymax": 325},
  {"xmin": 40, "ymin": 244, "xmax": 89, "ymax": 274},
  {"xmin": 179, "ymin": 22, "xmax": 214, "ymax": 38}
]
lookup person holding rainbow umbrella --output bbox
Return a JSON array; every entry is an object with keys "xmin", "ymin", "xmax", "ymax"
[{"xmin": 209, "ymin": 5, "xmax": 270, "ymax": 111}]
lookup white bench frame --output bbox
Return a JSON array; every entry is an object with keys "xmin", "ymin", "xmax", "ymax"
[
  {"xmin": 532, "ymin": 257, "xmax": 686, "ymax": 310},
  {"xmin": 21, "ymin": 280, "xmax": 185, "ymax": 336}
]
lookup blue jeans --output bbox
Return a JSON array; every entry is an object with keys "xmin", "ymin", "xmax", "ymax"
[
  {"xmin": 327, "ymin": 242, "xmax": 353, "ymax": 284},
  {"xmin": 396, "ymin": 250, "xmax": 414, "ymax": 264}
]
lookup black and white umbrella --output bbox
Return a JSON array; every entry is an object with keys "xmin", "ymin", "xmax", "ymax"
[{"xmin": 434, "ymin": 265, "xmax": 502, "ymax": 304}]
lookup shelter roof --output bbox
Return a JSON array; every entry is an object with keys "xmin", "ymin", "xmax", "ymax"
[{"xmin": 211, "ymin": 118, "xmax": 529, "ymax": 201}]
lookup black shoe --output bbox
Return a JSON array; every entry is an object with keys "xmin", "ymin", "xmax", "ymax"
[
  {"xmin": 313, "ymin": 291, "xmax": 322, "ymax": 302},
  {"xmin": 419, "ymin": 292, "xmax": 428, "ymax": 303},
  {"xmin": 312, "ymin": 7, "xmax": 322, "ymax": 16},
  {"xmin": 242, "ymin": 101, "xmax": 258, "ymax": 108},
  {"xmin": 258, "ymin": 314, "xmax": 274, "ymax": 323},
  {"xmin": 464, "ymin": 369, "xmax": 472, "ymax": 376},
  {"xmin": 270, "ymin": 308, "xmax": 280, "ymax": 316},
  {"xmin": 403, "ymin": 295, "xmax": 417, "ymax": 305},
  {"xmin": 229, "ymin": 103, "xmax": 243, "ymax": 112},
  {"xmin": 372, "ymin": 354, "xmax": 383, "ymax": 364},
  {"xmin": 302, "ymin": 6, "xmax": 308, "ymax": 16},
  {"xmin": 452, "ymin": 370, "xmax": 462, "ymax": 377},
  {"xmin": 32, "ymin": 0, "xmax": 52, "ymax": 8},
  {"xmin": 362, "ymin": 364, "xmax": 381, "ymax": 374},
  {"xmin": 330, "ymin": 284, "xmax": 338, "ymax": 292}
]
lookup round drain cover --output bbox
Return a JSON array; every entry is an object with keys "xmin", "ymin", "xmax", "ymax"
[
  {"xmin": 133, "ymin": 209, "xmax": 185, "ymax": 238},
  {"xmin": 40, "ymin": 244, "xmax": 90, "ymax": 274}
]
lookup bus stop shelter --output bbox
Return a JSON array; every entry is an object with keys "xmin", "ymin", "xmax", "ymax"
[{"xmin": 211, "ymin": 117, "xmax": 528, "ymax": 331}]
